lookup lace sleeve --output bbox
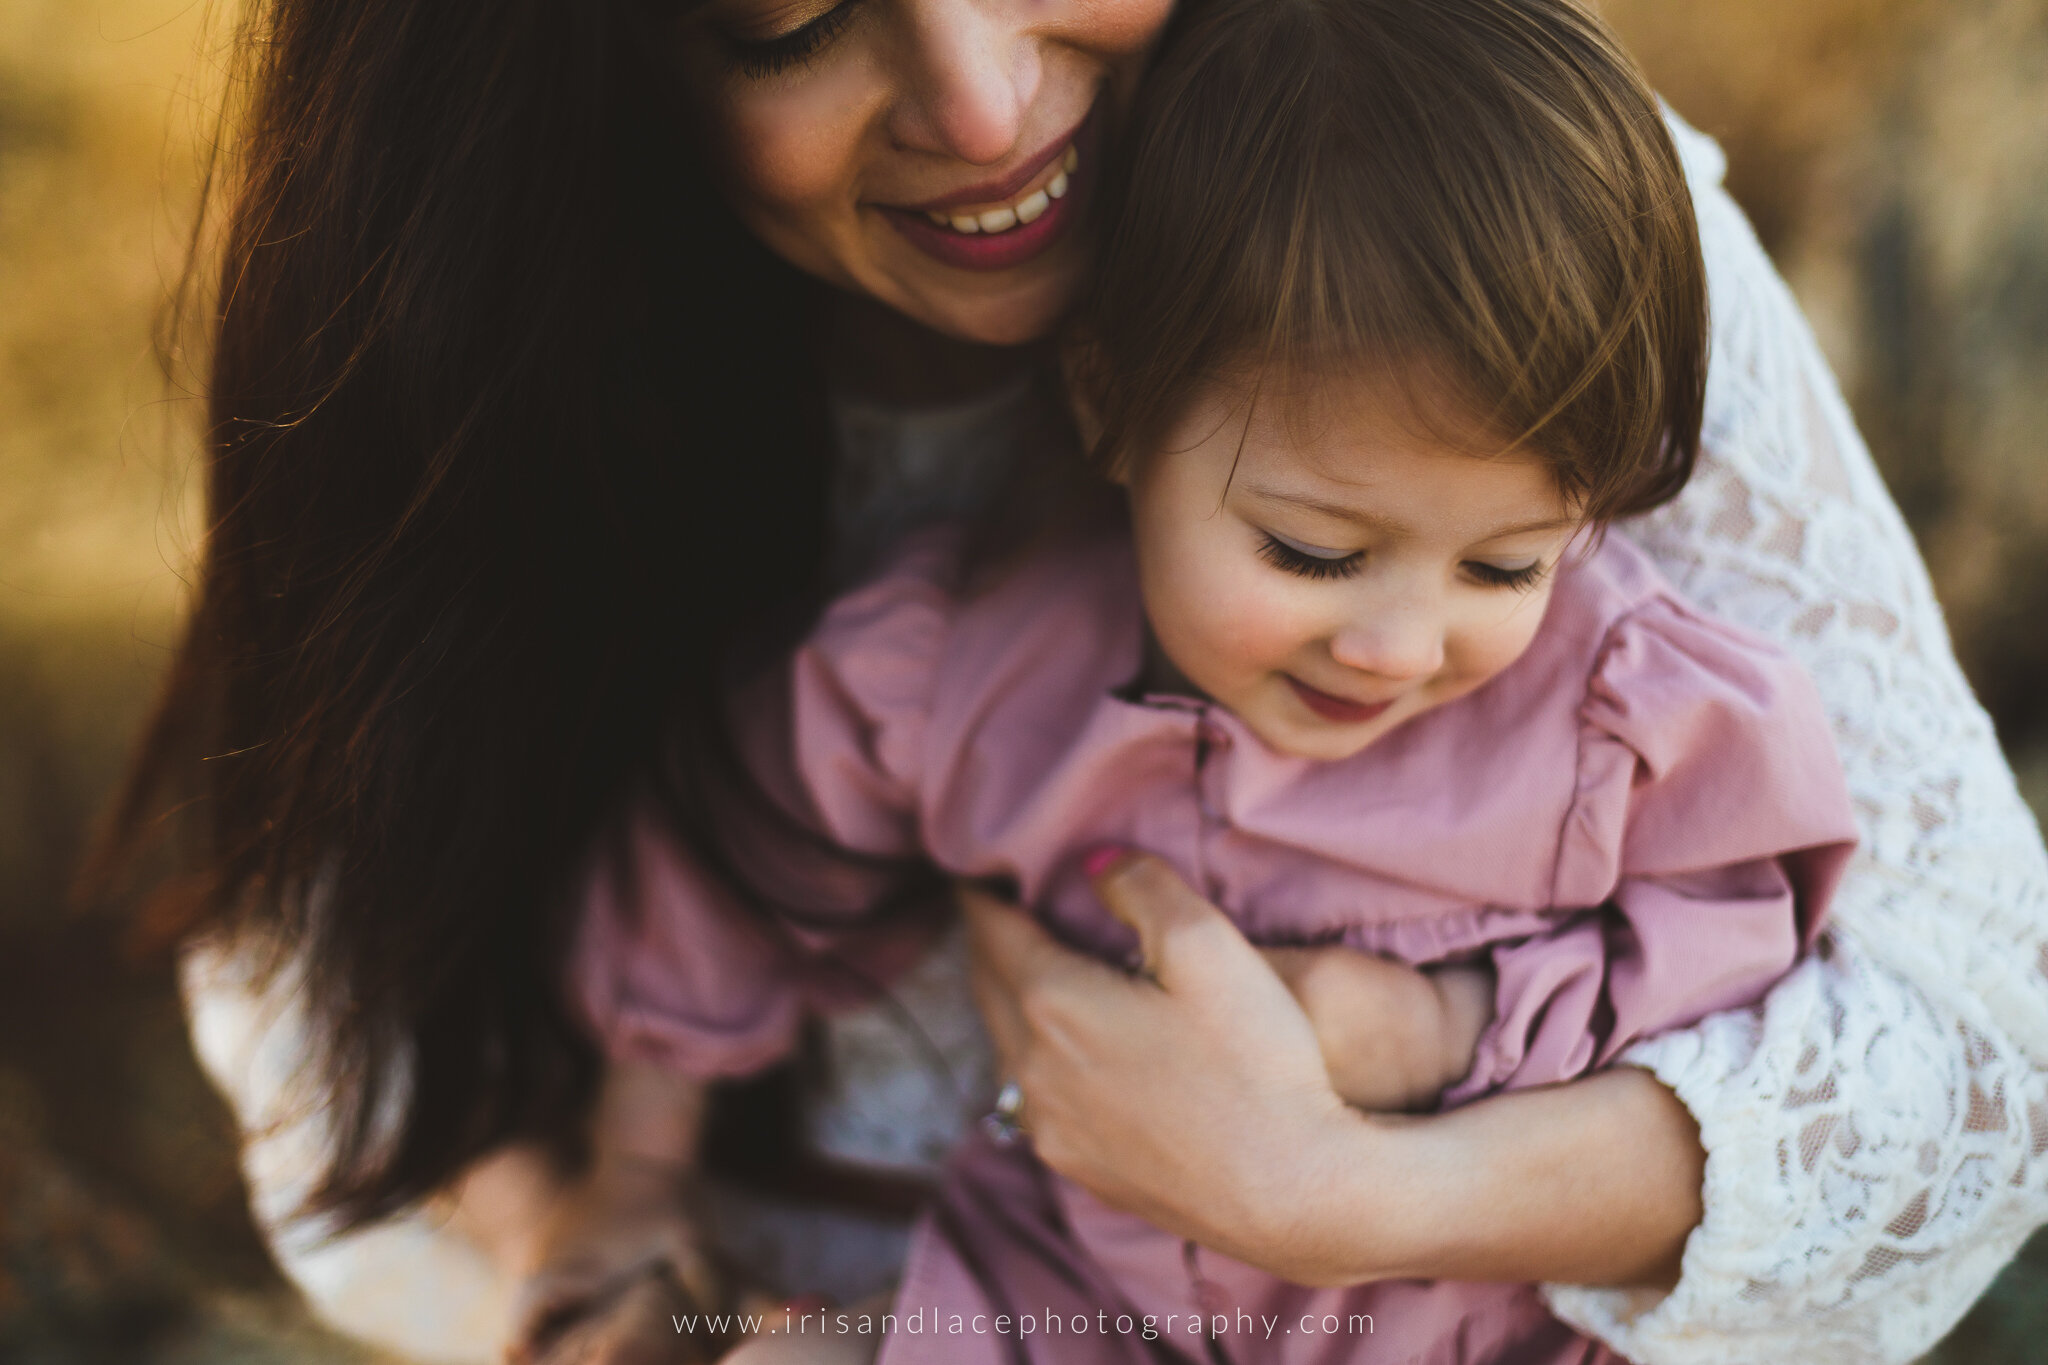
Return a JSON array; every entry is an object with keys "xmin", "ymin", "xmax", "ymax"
[{"xmin": 1539, "ymin": 113, "xmax": 2048, "ymax": 1365}]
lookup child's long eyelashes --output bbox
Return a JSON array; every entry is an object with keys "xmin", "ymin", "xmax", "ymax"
[
  {"xmin": 1257, "ymin": 532, "xmax": 1363, "ymax": 580},
  {"xmin": 1462, "ymin": 560, "xmax": 1549, "ymax": 592},
  {"xmin": 1256, "ymin": 532, "xmax": 1549, "ymax": 591}
]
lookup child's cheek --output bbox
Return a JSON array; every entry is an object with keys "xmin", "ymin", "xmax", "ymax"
[
  {"xmin": 1202, "ymin": 565, "xmax": 1323, "ymax": 677},
  {"xmin": 1147, "ymin": 539, "xmax": 1300, "ymax": 692},
  {"xmin": 1450, "ymin": 588, "xmax": 1554, "ymax": 690}
]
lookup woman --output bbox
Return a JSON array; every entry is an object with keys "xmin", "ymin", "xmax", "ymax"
[{"xmin": 148, "ymin": 2, "xmax": 2048, "ymax": 1363}]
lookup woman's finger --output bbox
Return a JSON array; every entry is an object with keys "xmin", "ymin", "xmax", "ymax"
[
  {"xmin": 958, "ymin": 880, "xmax": 1058, "ymax": 995},
  {"xmin": 1089, "ymin": 851, "xmax": 1258, "ymax": 992},
  {"xmin": 957, "ymin": 882, "xmax": 1045, "ymax": 1076}
]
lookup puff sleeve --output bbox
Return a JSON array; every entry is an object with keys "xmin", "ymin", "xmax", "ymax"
[
  {"xmin": 568, "ymin": 538, "xmax": 961, "ymax": 1079},
  {"xmin": 1443, "ymin": 597, "xmax": 1858, "ymax": 1106}
]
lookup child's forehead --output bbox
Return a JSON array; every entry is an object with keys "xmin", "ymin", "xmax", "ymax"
[
  {"xmin": 1202, "ymin": 356, "xmax": 1517, "ymax": 465},
  {"xmin": 1180, "ymin": 367, "xmax": 1576, "ymax": 532},
  {"xmin": 1235, "ymin": 433, "xmax": 1568, "ymax": 529}
]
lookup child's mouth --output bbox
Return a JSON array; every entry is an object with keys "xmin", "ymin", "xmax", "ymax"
[{"xmin": 1286, "ymin": 676, "xmax": 1396, "ymax": 725}]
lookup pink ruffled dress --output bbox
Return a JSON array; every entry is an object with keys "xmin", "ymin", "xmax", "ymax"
[{"xmin": 574, "ymin": 526, "xmax": 1858, "ymax": 1365}]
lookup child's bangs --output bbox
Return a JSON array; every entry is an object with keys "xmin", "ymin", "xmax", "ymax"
[{"xmin": 1077, "ymin": 0, "xmax": 1708, "ymax": 522}]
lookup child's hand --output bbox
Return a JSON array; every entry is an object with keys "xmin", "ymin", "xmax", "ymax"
[
  {"xmin": 506, "ymin": 1060, "xmax": 725, "ymax": 1364},
  {"xmin": 507, "ymin": 1153, "xmax": 725, "ymax": 1365},
  {"xmin": 1259, "ymin": 947, "xmax": 1496, "ymax": 1111},
  {"xmin": 511, "ymin": 1259, "xmax": 717, "ymax": 1365}
]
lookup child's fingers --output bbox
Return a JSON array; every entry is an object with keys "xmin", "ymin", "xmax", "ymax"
[
  {"xmin": 1259, "ymin": 945, "xmax": 1314, "ymax": 992},
  {"xmin": 511, "ymin": 1261, "xmax": 612, "ymax": 1353},
  {"xmin": 526, "ymin": 1272, "xmax": 715, "ymax": 1365},
  {"xmin": 512, "ymin": 1261, "xmax": 723, "ymax": 1365}
]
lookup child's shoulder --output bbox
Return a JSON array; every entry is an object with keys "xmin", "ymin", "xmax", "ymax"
[
  {"xmin": 1540, "ymin": 530, "xmax": 1842, "ymax": 797},
  {"xmin": 807, "ymin": 522, "xmax": 1142, "ymax": 699},
  {"xmin": 1547, "ymin": 529, "xmax": 1682, "ymax": 628},
  {"xmin": 1527, "ymin": 530, "xmax": 1855, "ymax": 901},
  {"xmin": 1543, "ymin": 529, "xmax": 1789, "ymax": 678},
  {"xmin": 1517, "ymin": 528, "xmax": 1839, "ymax": 771}
]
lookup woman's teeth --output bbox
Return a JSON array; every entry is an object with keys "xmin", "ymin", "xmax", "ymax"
[{"xmin": 926, "ymin": 145, "xmax": 1077, "ymax": 235}]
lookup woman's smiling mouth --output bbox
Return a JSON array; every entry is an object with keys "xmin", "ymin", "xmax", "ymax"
[
  {"xmin": 876, "ymin": 108, "xmax": 1094, "ymax": 272},
  {"xmin": 913, "ymin": 143, "xmax": 1076, "ymax": 233}
]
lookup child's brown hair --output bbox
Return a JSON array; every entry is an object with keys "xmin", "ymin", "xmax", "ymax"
[{"xmin": 1077, "ymin": 0, "xmax": 1707, "ymax": 524}]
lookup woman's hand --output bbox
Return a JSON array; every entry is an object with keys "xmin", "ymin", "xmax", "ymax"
[
  {"xmin": 965, "ymin": 851, "xmax": 1376, "ymax": 1283},
  {"xmin": 964, "ymin": 855, "xmax": 1706, "ymax": 1291},
  {"xmin": 1260, "ymin": 947, "xmax": 1496, "ymax": 1111}
]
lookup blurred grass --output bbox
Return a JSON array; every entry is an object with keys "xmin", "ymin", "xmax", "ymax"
[
  {"xmin": 0, "ymin": 2, "xmax": 387, "ymax": 1360},
  {"xmin": 0, "ymin": 0, "xmax": 2044, "ymax": 1361}
]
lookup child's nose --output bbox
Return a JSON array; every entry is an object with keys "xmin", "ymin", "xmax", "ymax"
[{"xmin": 1328, "ymin": 614, "xmax": 1446, "ymax": 682}]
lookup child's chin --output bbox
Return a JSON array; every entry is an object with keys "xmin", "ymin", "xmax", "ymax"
[{"xmin": 1256, "ymin": 718, "xmax": 1384, "ymax": 763}]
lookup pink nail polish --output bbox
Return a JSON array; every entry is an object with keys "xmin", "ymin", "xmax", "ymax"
[{"xmin": 1082, "ymin": 845, "xmax": 1127, "ymax": 879}]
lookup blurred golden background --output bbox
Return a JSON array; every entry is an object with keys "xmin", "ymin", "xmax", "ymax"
[{"xmin": 0, "ymin": 0, "xmax": 2043, "ymax": 1360}]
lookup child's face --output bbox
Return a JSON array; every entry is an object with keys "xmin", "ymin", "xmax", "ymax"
[{"xmin": 1124, "ymin": 370, "xmax": 1581, "ymax": 762}]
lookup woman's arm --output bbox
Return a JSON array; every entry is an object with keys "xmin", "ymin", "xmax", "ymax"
[
  {"xmin": 965, "ymin": 859, "xmax": 1704, "ymax": 1291},
  {"xmin": 1545, "ymin": 110, "xmax": 2048, "ymax": 1362}
]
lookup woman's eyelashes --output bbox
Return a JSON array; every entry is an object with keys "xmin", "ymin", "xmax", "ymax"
[
  {"xmin": 721, "ymin": 0, "xmax": 864, "ymax": 78},
  {"xmin": 1256, "ymin": 531, "xmax": 1548, "ymax": 591}
]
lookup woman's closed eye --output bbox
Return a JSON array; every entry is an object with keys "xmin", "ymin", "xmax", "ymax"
[
  {"xmin": 1257, "ymin": 532, "xmax": 1363, "ymax": 581},
  {"xmin": 719, "ymin": 0, "xmax": 865, "ymax": 78}
]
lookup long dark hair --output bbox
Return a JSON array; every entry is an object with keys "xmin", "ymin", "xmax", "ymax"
[{"xmin": 95, "ymin": 0, "xmax": 838, "ymax": 1231}]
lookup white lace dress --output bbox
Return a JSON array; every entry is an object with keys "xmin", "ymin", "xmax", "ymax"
[{"xmin": 179, "ymin": 112, "xmax": 2048, "ymax": 1365}]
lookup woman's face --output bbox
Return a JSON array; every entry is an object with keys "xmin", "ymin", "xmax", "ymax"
[{"xmin": 674, "ymin": 0, "xmax": 1173, "ymax": 346}]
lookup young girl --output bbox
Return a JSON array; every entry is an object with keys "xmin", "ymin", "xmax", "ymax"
[{"xmin": 560, "ymin": 1, "xmax": 1859, "ymax": 1361}]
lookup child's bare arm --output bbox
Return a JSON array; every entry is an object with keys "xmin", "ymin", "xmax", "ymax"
[{"xmin": 1261, "ymin": 948, "xmax": 1494, "ymax": 1112}]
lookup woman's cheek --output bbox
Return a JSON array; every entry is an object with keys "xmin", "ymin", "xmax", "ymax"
[
  {"xmin": 1059, "ymin": 0, "xmax": 1180, "ymax": 59},
  {"xmin": 704, "ymin": 76, "xmax": 875, "ymax": 240}
]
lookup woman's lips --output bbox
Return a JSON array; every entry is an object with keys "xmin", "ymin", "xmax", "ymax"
[
  {"xmin": 1286, "ymin": 676, "xmax": 1397, "ymax": 725},
  {"xmin": 879, "ymin": 175, "xmax": 1076, "ymax": 272},
  {"xmin": 876, "ymin": 108, "xmax": 1095, "ymax": 273},
  {"xmin": 898, "ymin": 119, "xmax": 1083, "ymax": 214}
]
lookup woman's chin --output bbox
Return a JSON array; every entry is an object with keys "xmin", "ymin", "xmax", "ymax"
[{"xmin": 876, "ymin": 252, "xmax": 1089, "ymax": 349}]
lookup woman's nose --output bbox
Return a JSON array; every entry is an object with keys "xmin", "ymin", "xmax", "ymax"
[
  {"xmin": 1328, "ymin": 612, "xmax": 1446, "ymax": 683},
  {"xmin": 889, "ymin": 1, "xmax": 1042, "ymax": 165}
]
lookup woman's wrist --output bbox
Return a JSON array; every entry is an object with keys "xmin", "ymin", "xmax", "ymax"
[
  {"xmin": 1273, "ymin": 1106, "xmax": 1405, "ymax": 1287},
  {"xmin": 1275, "ymin": 1067, "xmax": 1704, "ymax": 1291}
]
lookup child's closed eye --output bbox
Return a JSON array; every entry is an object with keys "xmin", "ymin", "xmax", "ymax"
[
  {"xmin": 1257, "ymin": 532, "xmax": 1364, "ymax": 581},
  {"xmin": 1462, "ymin": 560, "xmax": 1548, "ymax": 591}
]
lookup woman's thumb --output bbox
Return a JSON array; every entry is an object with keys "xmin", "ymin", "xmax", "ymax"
[{"xmin": 1085, "ymin": 848, "xmax": 1240, "ymax": 987}]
